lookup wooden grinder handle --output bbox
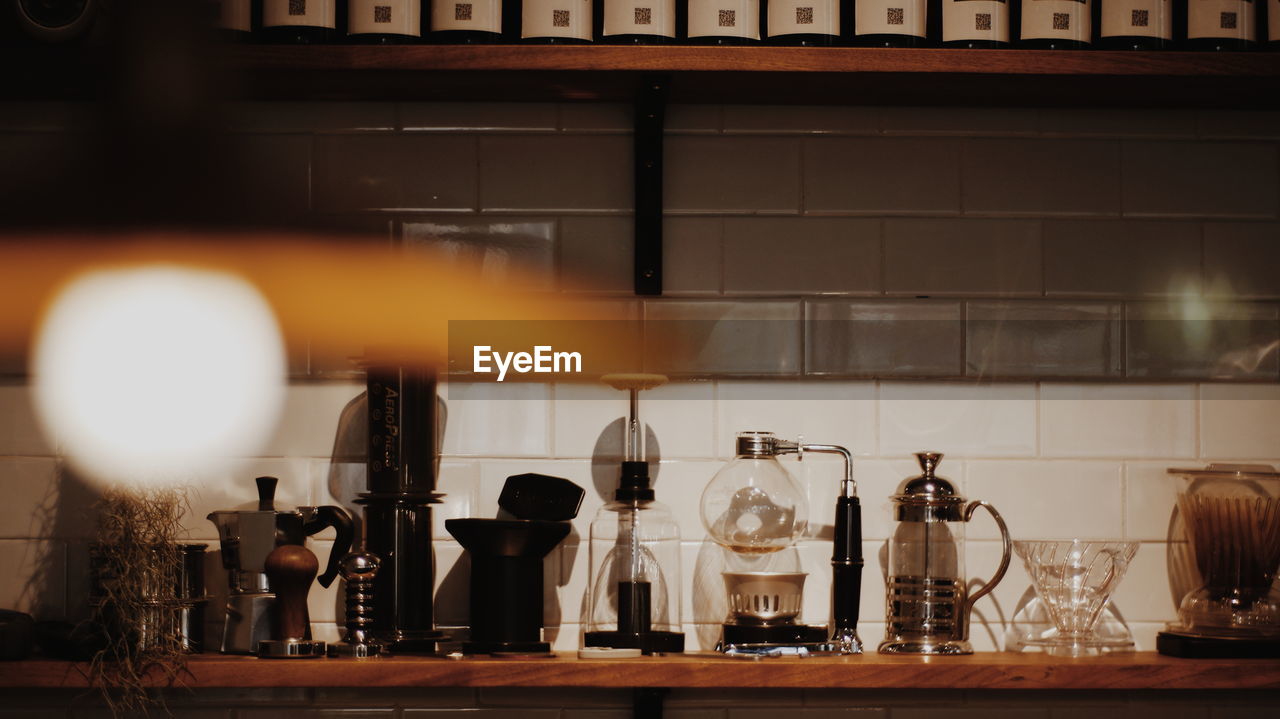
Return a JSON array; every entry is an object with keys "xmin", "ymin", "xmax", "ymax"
[{"xmin": 264, "ymin": 544, "xmax": 318, "ymax": 641}]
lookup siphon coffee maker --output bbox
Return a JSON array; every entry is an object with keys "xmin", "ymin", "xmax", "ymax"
[
  {"xmin": 879, "ymin": 452, "xmax": 1011, "ymax": 655},
  {"xmin": 1158, "ymin": 464, "xmax": 1280, "ymax": 658},
  {"xmin": 583, "ymin": 374, "xmax": 685, "ymax": 655},
  {"xmin": 700, "ymin": 431, "xmax": 863, "ymax": 655}
]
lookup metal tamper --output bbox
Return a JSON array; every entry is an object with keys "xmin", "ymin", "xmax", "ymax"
[{"xmin": 327, "ymin": 551, "xmax": 385, "ymax": 658}]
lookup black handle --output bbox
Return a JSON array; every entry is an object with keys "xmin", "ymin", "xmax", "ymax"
[
  {"xmin": 831, "ymin": 495, "xmax": 863, "ymax": 636},
  {"xmin": 304, "ymin": 505, "xmax": 355, "ymax": 589},
  {"xmin": 255, "ymin": 476, "xmax": 278, "ymax": 512}
]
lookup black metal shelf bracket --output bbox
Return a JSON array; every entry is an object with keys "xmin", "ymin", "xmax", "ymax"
[{"xmin": 633, "ymin": 73, "xmax": 669, "ymax": 296}]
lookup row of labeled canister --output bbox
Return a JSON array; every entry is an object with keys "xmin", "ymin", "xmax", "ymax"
[{"xmin": 220, "ymin": 0, "xmax": 1280, "ymax": 49}]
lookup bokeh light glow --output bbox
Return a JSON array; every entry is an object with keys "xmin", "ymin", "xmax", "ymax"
[{"xmin": 33, "ymin": 265, "xmax": 286, "ymax": 487}]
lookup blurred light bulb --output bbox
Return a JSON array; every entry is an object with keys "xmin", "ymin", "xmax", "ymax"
[{"xmin": 33, "ymin": 265, "xmax": 286, "ymax": 487}]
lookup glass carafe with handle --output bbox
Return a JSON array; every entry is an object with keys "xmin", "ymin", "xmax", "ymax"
[{"xmin": 879, "ymin": 451, "xmax": 1012, "ymax": 655}]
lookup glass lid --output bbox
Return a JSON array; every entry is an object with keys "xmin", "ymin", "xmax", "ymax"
[{"xmin": 1166, "ymin": 463, "xmax": 1280, "ymax": 481}]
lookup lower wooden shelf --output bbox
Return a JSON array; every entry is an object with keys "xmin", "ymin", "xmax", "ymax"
[{"xmin": 3, "ymin": 652, "xmax": 1278, "ymax": 690}]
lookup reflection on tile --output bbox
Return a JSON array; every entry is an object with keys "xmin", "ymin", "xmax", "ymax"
[
  {"xmin": 1039, "ymin": 383, "xmax": 1196, "ymax": 459},
  {"xmin": 644, "ymin": 300, "xmax": 802, "ymax": 376},
  {"xmin": 480, "ymin": 136, "xmax": 630, "ymax": 211},
  {"xmin": 966, "ymin": 301, "xmax": 1122, "ymax": 378},
  {"xmin": 1043, "ymin": 220, "xmax": 1202, "ymax": 297},
  {"xmin": 1200, "ymin": 384, "xmax": 1280, "ymax": 459},
  {"xmin": 1123, "ymin": 141, "xmax": 1279, "ymax": 218},
  {"xmin": 883, "ymin": 219, "xmax": 1041, "ymax": 297},
  {"xmin": 1126, "ymin": 302, "xmax": 1279, "ymax": 379},
  {"xmin": 804, "ymin": 137, "xmax": 961, "ymax": 214},
  {"xmin": 724, "ymin": 218, "xmax": 879, "ymax": 295},
  {"xmin": 665, "ymin": 136, "xmax": 801, "ymax": 213},
  {"xmin": 1203, "ymin": 222, "xmax": 1280, "ymax": 299},
  {"xmin": 806, "ymin": 300, "xmax": 962, "ymax": 377},
  {"xmin": 964, "ymin": 460, "xmax": 1124, "ymax": 540},
  {"xmin": 963, "ymin": 139, "xmax": 1120, "ymax": 216},
  {"xmin": 879, "ymin": 383, "xmax": 1037, "ymax": 458},
  {"xmin": 403, "ymin": 218, "xmax": 556, "ymax": 290},
  {"xmin": 314, "ymin": 134, "xmax": 476, "ymax": 211}
]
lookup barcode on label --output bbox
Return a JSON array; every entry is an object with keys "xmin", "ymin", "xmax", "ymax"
[
  {"xmin": 1220, "ymin": 11, "xmax": 1237, "ymax": 29},
  {"xmin": 553, "ymin": 8, "xmax": 570, "ymax": 26},
  {"xmin": 975, "ymin": 12, "xmax": 991, "ymax": 30},
  {"xmin": 1052, "ymin": 12, "xmax": 1070, "ymax": 30},
  {"xmin": 374, "ymin": 5, "xmax": 391, "ymax": 22},
  {"xmin": 887, "ymin": 7, "xmax": 904, "ymax": 24},
  {"xmin": 456, "ymin": 3, "xmax": 472, "ymax": 21},
  {"xmin": 796, "ymin": 6, "xmax": 814, "ymax": 24},
  {"xmin": 1130, "ymin": 9, "xmax": 1147, "ymax": 26},
  {"xmin": 288, "ymin": 0, "xmax": 305, "ymax": 16},
  {"xmin": 634, "ymin": 7, "xmax": 652, "ymax": 24},
  {"xmin": 719, "ymin": 9, "xmax": 736, "ymax": 26}
]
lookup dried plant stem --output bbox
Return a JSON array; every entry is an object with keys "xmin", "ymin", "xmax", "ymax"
[{"xmin": 89, "ymin": 486, "xmax": 193, "ymax": 718}]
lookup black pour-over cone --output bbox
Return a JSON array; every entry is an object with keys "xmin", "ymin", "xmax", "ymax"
[
  {"xmin": 445, "ymin": 519, "xmax": 570, "ymax": 558},
  {"xmin": 444, "ymin": 518, "xmax": 571, "ymax": 655}
]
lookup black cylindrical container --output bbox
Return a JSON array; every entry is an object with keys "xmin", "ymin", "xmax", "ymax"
[
  {"xmin": 359, "ymin": 365, "xmax": 445, "ymax": 653},
  {"xmin": 445, "ymin": 518, "xmax": 571, "ymax": 654}
]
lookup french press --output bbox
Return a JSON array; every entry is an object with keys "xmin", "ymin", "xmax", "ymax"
[{"xmin": 879, "ymin": 452, "xmax": 1011, "ymax": 655}]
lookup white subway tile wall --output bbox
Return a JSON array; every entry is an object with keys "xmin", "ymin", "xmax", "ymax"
[{"xmin": 2, "ymin": 102, "xmax": 1279, "ymax": 715}]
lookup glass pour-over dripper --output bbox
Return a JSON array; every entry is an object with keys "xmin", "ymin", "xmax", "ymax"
[{"xmin": 1014, "ymin": 539, "xmax": 1138, "ymax": 657}]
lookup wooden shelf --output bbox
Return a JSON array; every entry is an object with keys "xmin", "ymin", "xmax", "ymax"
[
  {"xmin": 4, "ymin": 652, "xmax": 1279, "ymax": 690},
  {"xmin": 224, "ymin": 46, "xmax": 1280, "ymax": 107},
  {"xmin": 6, "ymin": 45, "xmax": 1280, "ymax": 107}
]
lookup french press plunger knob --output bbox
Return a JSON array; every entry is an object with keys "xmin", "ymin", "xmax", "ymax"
[{"xmin": 328, "ymin": 551, "xmax": 384, "ymax": 658}]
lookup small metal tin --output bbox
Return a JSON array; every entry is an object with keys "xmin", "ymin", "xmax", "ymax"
[{"xmin": 258, "ymin": 638, "xmax": 326, "ymax": 658}]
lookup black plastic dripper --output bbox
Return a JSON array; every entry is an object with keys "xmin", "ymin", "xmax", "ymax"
[{"xmin": 445, "ymin": 518, "xmax": 571, "ymax": 654}]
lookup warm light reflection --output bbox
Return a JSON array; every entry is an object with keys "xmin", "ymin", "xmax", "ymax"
[{"xmin": 33, "ymin": 265, "xmax": 285, "ymax": 487}]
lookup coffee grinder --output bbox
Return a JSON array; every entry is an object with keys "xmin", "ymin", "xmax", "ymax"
[
  {"xmin": 700, "ymin": 431, "xmax": 863, "ymax": 655},
  {"xmin": 1158, "ymin": 464, "xmax": 1280, "ymax": 658},
  {"xmin": 359, "ymin": 363, "xmax": 447, "ymax": 653}
]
